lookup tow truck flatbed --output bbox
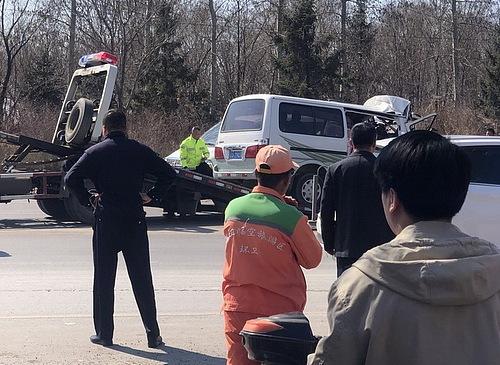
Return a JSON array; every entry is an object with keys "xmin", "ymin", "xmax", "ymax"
[
  {"xmin": 1, "ymin": 129, "xmax": 250, "ymax": 222},
  {"xmin": 0, "ymin": 165, "xmax": 249, "ymax": 212},
  {"xmin": 0, "ymin": 131, "xmax": 80, "ymax": 172}
]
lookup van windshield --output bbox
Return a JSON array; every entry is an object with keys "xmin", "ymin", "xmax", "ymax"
[
  {"xmin": 201, "ymin": 122, "xmax": 221, "ymax": 145},
  {"xmin": 221, "ymin": 99, "xmax": 265, "ymax": 132}
]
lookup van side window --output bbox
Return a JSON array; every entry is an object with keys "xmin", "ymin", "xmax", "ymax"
[
  {"xmin": 461, "ymin": 146, "xmax": 500, "ymax": 185},
  {"xmin": 279, "ymin": 103, "xmax": 344, "ymax": 138}
]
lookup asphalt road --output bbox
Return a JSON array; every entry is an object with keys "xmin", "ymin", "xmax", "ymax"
[{"xmin": 0, "ymin": 200, "xmax": 335, "ymax": 365}]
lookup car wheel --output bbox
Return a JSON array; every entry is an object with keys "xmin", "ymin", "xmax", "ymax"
[{"xmin": 292, "ymin": 168, "xmax": 323, "ymax": 212}]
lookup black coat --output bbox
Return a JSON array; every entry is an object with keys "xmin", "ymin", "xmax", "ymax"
[
  {"xmin": 319, "ymin": 150, "xmax": 394, "ymax": 259},
  {"xmin": 64, "ymin": 131, "xmax": 177, "ymax": 220}
]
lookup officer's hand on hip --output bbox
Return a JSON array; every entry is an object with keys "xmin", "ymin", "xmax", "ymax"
[
  {"xmin": 90, "ymin": 193, "xmax": 101, "ymax": 209},
  {"xmin": 140, "ymin": 193, "xmax": 152, "ymax": 205}
]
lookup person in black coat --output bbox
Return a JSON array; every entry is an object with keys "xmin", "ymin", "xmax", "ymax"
[
  {"xmin": 64, "ymin": 110, "xmax": 176, "ymax": 347},
  {"xmin": 320, "ymin": 122, "xmax": 394, "ymax": 277}
]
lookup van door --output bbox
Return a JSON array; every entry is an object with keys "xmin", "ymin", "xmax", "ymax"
[
  {"xmin": 274, "ymin": 101, "xmax": 347, "ymax": 166},
  {"xmin": 273, "ymin": 101, "xmax": 347, "ymax": 209},
  {"xmin": 214, "ymin": 98, "xmax": 269, "ymax": 181}
]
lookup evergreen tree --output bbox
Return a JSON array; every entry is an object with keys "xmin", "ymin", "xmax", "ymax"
[
  {"xmin": 480, "ymin": 25, "xmax": 500, "ymax": 122},
  {"xmin": 22, "ymin": 48, "xmax": 64, "ymax": 106},
  {"xmin": 274, "ymin": 0, "xmax": 340, "ymax": 99},
  {"xmin": 135, "ymin": 2, "xmax": 193, "ymax": 113}
]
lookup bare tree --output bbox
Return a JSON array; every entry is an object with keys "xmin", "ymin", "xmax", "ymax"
[
  {"xmin": 0, "ymin": 0, "xmax": 44, "ymax": 123},
  {"xmin": 209, "ymin": 0, "xmax": 218, "ymax": 120},
  {"xmin": 77, "ymin": 0, "xmax": 156, "ymax": 107}
]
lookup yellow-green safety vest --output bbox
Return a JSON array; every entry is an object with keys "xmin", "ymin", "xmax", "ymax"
[{"xmin": 179, "ymin": 135, "xmax": 210, "ymax": 169}]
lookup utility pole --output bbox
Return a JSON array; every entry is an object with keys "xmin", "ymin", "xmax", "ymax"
[
  {"xmin": 237, "ymin": 0, "xmax": 241, "ymax": 96},
  {"xmin": 68, "ymin": 0, "xmax": 77, "ymax": 82},
  {"xmin": 340, "ymin": 0, "xmax": 347, "ymax": 100},
  {"xmin": 276, "ymin": 0, "xmax": 284, "ymax": 86},
  {"xmin": 209, "ymin": 0, "xmax": 218, "ymax": 122},
  {"xmin": 144, "ymin": 0, "xmax": 153, "ymax": 52},
  {"xmin": 451, "ymin": 0, "xmax": 459, "ymax": 104}
]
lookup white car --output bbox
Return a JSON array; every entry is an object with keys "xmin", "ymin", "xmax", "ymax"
[
  {"xmin": 376, "ymin": 135, "xmax": 500, "ymax": 246},
  {"xmin": 165, "ymin": 122, "xmax": 220, "ymax": 168}
]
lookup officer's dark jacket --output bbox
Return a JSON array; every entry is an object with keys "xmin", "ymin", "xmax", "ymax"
[
  {"xmin": 64, "ymin": 131, "xmax": 176, "ymax": 219},
  {"xmin": 319, "ymin": 150, "xmax": 394, "ymax": 259}
]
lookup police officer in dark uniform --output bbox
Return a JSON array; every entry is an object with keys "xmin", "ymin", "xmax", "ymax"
[{"xmin": 65, "ymin": 110, "xmax": 176, "ymax": 348}]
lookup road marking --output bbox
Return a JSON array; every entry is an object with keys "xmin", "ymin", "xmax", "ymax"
[
  {"xmin": 0, "ymin": 288, "xmax": 224, "ymax": 293},
  {"xmin": 0, "ymin": 313, "xmax": 221, "ymax": 320},
  {"xmin": 0, "ymin": 311, "xmax": 328, "ymax": 320}
]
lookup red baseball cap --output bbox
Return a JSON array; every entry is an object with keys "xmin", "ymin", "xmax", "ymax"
[{"xmin": 255, "ymin": 145, "xmax": 299, "ymax": 174}]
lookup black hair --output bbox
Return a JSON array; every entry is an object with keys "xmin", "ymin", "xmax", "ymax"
[
  {"xmin": 255, "ymin": 169, "xmax": 293, "ymax": 190},
  {"xmin": 103, "ymin": 110, "xmax": 127, "ymax": 131},
  {"xmin": 351, "ymin": 122, "xmax": 377, "ymax": 148},
  {"xmin": 486, "ymin": 127, "xmax": 495, "ymax": 134},
  {"xmin": 374, "ymin": 130, "xmax": 471, "ymax": 221}
]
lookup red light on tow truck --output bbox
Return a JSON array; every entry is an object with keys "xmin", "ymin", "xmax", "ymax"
[{"xmin": 78, "ymin": 52, "xmax": 118, "ymax": 68}]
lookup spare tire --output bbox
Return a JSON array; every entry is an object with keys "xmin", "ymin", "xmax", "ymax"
[{"xmin": 65, "ymin": 98, "xmax": 94, "ymax": 146}]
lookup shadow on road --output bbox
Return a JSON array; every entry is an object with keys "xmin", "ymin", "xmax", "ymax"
[
  {"xmin": 112, "ymin": 343, "xmax": 225, "ymax": 364},
  {"xmin": 0, "ymin": 218, "xmax": 85, "ymax": 230},
  {"xmin": 0, "ymin": 214, "xmax": 223, "ymax": 233},
  {"xmin": 0, "ymin": 251, "xmax": 11, "ymax": 257},
  {"xmin": 147, "ymin": 214, "xmax": 223, "ymax": 233}
]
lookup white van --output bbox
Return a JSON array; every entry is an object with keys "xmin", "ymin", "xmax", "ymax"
[{"xmin": 214, "ymin": 94, "xmax": 418, "ymax": 210}]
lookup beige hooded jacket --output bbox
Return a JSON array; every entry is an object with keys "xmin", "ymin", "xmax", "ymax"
[{"xmin": 309, "ymin": 221, "xmax": 500, "ymax": 365}]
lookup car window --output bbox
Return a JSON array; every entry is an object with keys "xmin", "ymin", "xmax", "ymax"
[
  {"xmin": 201, "ymin": 122, "xmax": 220, "ymax": 145},
  {"xmin": 461, "ymin": 146, "xmax": 500, "ymax": 185},
  {"xmin": 279, "ymin": 102, "xmax": 344, "ymax": 138},
  {"xmin": 221, "ymin": 99, "xmax": 265, "ymax": 132}
]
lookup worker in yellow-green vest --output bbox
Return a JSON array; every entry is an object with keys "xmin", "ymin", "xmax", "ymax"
[{"xmin": 180, "ymin": 126, "xmax": 213, "ymax": 176}]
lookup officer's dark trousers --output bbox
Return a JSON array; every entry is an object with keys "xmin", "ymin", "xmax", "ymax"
[
  {"xmin": 195, "ymin": 162, "xmax": 213, "ymax": 177},
  {"xmin": 92, "ymin": 214, "xmax": 159, "ymax": 341}
]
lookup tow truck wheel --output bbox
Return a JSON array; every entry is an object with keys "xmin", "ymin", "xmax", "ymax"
[
  {"xmin": 63, "ymin": 193, "xmax": 94, "ymax": 225},
  {"xmin": 65, "ymin": 98, "xmax": 94, "ymax": 146},
  {"xmin": 213, "ymin": 199, "xmax": 227, "ymax": 213},
  {"xmin": 36, "ymin": 199, "xmax": 71, "ymax": 220}
]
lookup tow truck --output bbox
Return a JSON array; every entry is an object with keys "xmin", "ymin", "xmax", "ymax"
[{"xmin": 0, "ymin": 52, "xmax": 251, "ymax": 224}]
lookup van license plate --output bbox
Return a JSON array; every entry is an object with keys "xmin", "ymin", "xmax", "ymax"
[{"xmin": 228, "ymin": 150, "xmax": 242, "ymax": 160}]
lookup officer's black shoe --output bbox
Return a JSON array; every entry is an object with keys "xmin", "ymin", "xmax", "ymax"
[
  {"xmin": 147, "ymin": 335, "xmax": 164, "ymax": 348},
  {"xmin": 89, "ymin": 334, "xmax": 113, "ymax": 347}
]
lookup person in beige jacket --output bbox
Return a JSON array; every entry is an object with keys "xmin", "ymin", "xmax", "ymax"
[{"xmin": 309, "ymin": 130, "xmax": 500, "ymax": 365}]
